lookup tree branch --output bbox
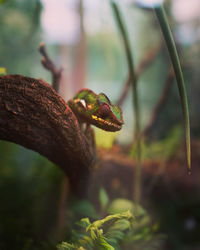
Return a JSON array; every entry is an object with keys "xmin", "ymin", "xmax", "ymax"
[
  {"xmin": 0, "ymin": 74, "xmax": 94, "ymax": 195},
  {"xmin": 39, "ymin": 43, "xmax": 62, "ymax": 93}
]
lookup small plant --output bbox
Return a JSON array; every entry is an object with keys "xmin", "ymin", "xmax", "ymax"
[
  {"xmin": 57, "ymin": 211, "xmax": 133, "ymax": 250},
  {"xmin": 57, "ymin": 190, "xmax": 165, "ymax": 250}
]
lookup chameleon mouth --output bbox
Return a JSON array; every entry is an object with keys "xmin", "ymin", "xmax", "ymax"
[{"xmin": 92, "ymin": 115, "xmax": 123, "ymax": 131}]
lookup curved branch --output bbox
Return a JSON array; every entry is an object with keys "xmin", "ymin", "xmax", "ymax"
[{"xmin": 0, "ymin": 75, "xmax": 94, "ymax": 195}]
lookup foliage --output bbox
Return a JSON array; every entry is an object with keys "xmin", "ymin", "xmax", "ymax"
[
  {"xmin": 0, "ymin": 0, "xmax": 45, "ymax": 78},
  {"xmin": 131, "ymin": 126, "xmax": 183, "ymax": 160},
  {"xmin": 57, "ymin": 190, "xmax": 165, "ymax": 250},
  {"xmin": 0, "ymin": 141, "xmax": 63, "ymax": 250},
  {"xmin": 57, "ymin": 211, "xmax": 133, "ymax": 250}
]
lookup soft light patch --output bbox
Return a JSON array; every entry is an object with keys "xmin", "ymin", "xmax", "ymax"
[
  {"xmin": 0, "ymin": 68, "xmax": 7, "ymax": 75},
  {"xmin": 135, "ymin": 0, "xmax": 164, "ymax": 7},
  {"xmin": 95, "ymin": 128, "xmax": 119, "ymax": 148}
]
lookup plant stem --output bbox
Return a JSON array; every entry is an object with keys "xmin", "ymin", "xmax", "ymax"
[
  {"xmin": 154, "ymin": 5, "xmax": 191, "ymax": 174},
  {"xmin": 110, "ymin": 1, "xmax": 142, "ymax": 204}
]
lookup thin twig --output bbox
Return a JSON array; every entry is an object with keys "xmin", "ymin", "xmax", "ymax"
[{"xmin": 39, "ymin": 42, "xmax": 62, "ymax": 93}]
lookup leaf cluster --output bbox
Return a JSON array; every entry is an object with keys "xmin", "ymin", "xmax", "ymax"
[
  {"xmin": 57, "ymin": 210, "xmax": 133, "ymax": 250},
  {"xmin": 57, "ymin": 189, "xmax": 165, "ymax": 250}
]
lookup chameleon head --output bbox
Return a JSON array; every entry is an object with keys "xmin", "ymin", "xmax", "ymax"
[
  {"xmin": 91, "ymin": 95, "xmax": 124, "ymax": 131},
  {"xmin": 68, "ymin": 89, "xmax": 124, "ymax": 132}
]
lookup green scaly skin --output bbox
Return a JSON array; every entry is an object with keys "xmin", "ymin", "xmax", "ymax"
[{"xmin": 68, "ymin": 89, "xmax": 124, "ymax": 132}]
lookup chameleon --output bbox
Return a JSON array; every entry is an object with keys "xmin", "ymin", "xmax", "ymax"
[{"xmin": 68, "ymin": 89, "xmax": 124, "ymax": 132}]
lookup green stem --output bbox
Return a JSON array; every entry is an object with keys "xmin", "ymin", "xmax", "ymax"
[
  {"xmin": 154, "ymin": 5, "xmax": 191, "ymax": 174},
  {"xmin": 110, "ymin": 1, "xmax": 142, "ymax": 204}
]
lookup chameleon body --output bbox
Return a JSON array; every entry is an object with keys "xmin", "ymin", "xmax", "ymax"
[{"xmin": 68, "ymin": 89, "xmax": 124, "ymax": 132}]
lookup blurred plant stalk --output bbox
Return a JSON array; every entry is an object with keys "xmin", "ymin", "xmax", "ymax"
[{"xmin": 110, "ymin": 0, "xmax": 142, "ymax": 207}]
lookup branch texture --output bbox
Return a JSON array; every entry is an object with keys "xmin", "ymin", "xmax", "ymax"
[{"xmin": 0, "ymin": 75, "xmax": 94, "ymax": 194}]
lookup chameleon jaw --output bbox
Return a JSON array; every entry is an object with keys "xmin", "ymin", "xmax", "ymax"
[{"xmin": 92, "ymin": 115, "xmax": 122, "ymax": 131}]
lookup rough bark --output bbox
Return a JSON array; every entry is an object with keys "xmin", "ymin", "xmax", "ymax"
[{"xmin": 0, "ymin": 74, "xmax": 94, "ymax": 195}]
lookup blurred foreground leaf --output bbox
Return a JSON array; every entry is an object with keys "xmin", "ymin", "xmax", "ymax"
[{"xmin": 155, "ymin": 5, "xmax": 191, "ymax": 174}]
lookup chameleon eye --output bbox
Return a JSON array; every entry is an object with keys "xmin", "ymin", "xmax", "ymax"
[{"xmin": 99, "ymin": 104, "xmax": 111, "ymax": 118}]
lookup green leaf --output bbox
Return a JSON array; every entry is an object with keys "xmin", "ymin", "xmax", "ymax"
[
  {"xmin": 99, "ymin": 188, "xmax": 109, "ymax": 210},
  {"xmin": 71, "ymin": 200, "xmax": 98, "ymax": 219},
  {"xmin": 154, "ymin": 5, "xmax": 191, "ymax": 174},
  {"xmin": 108, "ymin": 198, "xmax": 146, "ymax": 219},
  {"xmin": 108, "ymin": 219, "xmax": 131, "ymax": 233},
  {"xmin": 77, "ymin": 218, "xmax": 91, "ymax": 228},
  {"xmin": 78, "ymin": 235, "xmax": 93, "ymax": 248},
  {"xmin": 107, "ymin": 199, "xmax": 134, "ymax": 214},
  {"xmin": 90, "ymin": 228, "xmax": 98, "ymax": 240},
  {"xmin": 98, "ymin": 236, "xmax": 115, "ymax": 250},
  {"xmin": 57, "ymin": 242, "xmax": 77, "ymax": 250},
  {"xmin": 87, "ymin": 211, "xmax": 133, "ymax": 232}
]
